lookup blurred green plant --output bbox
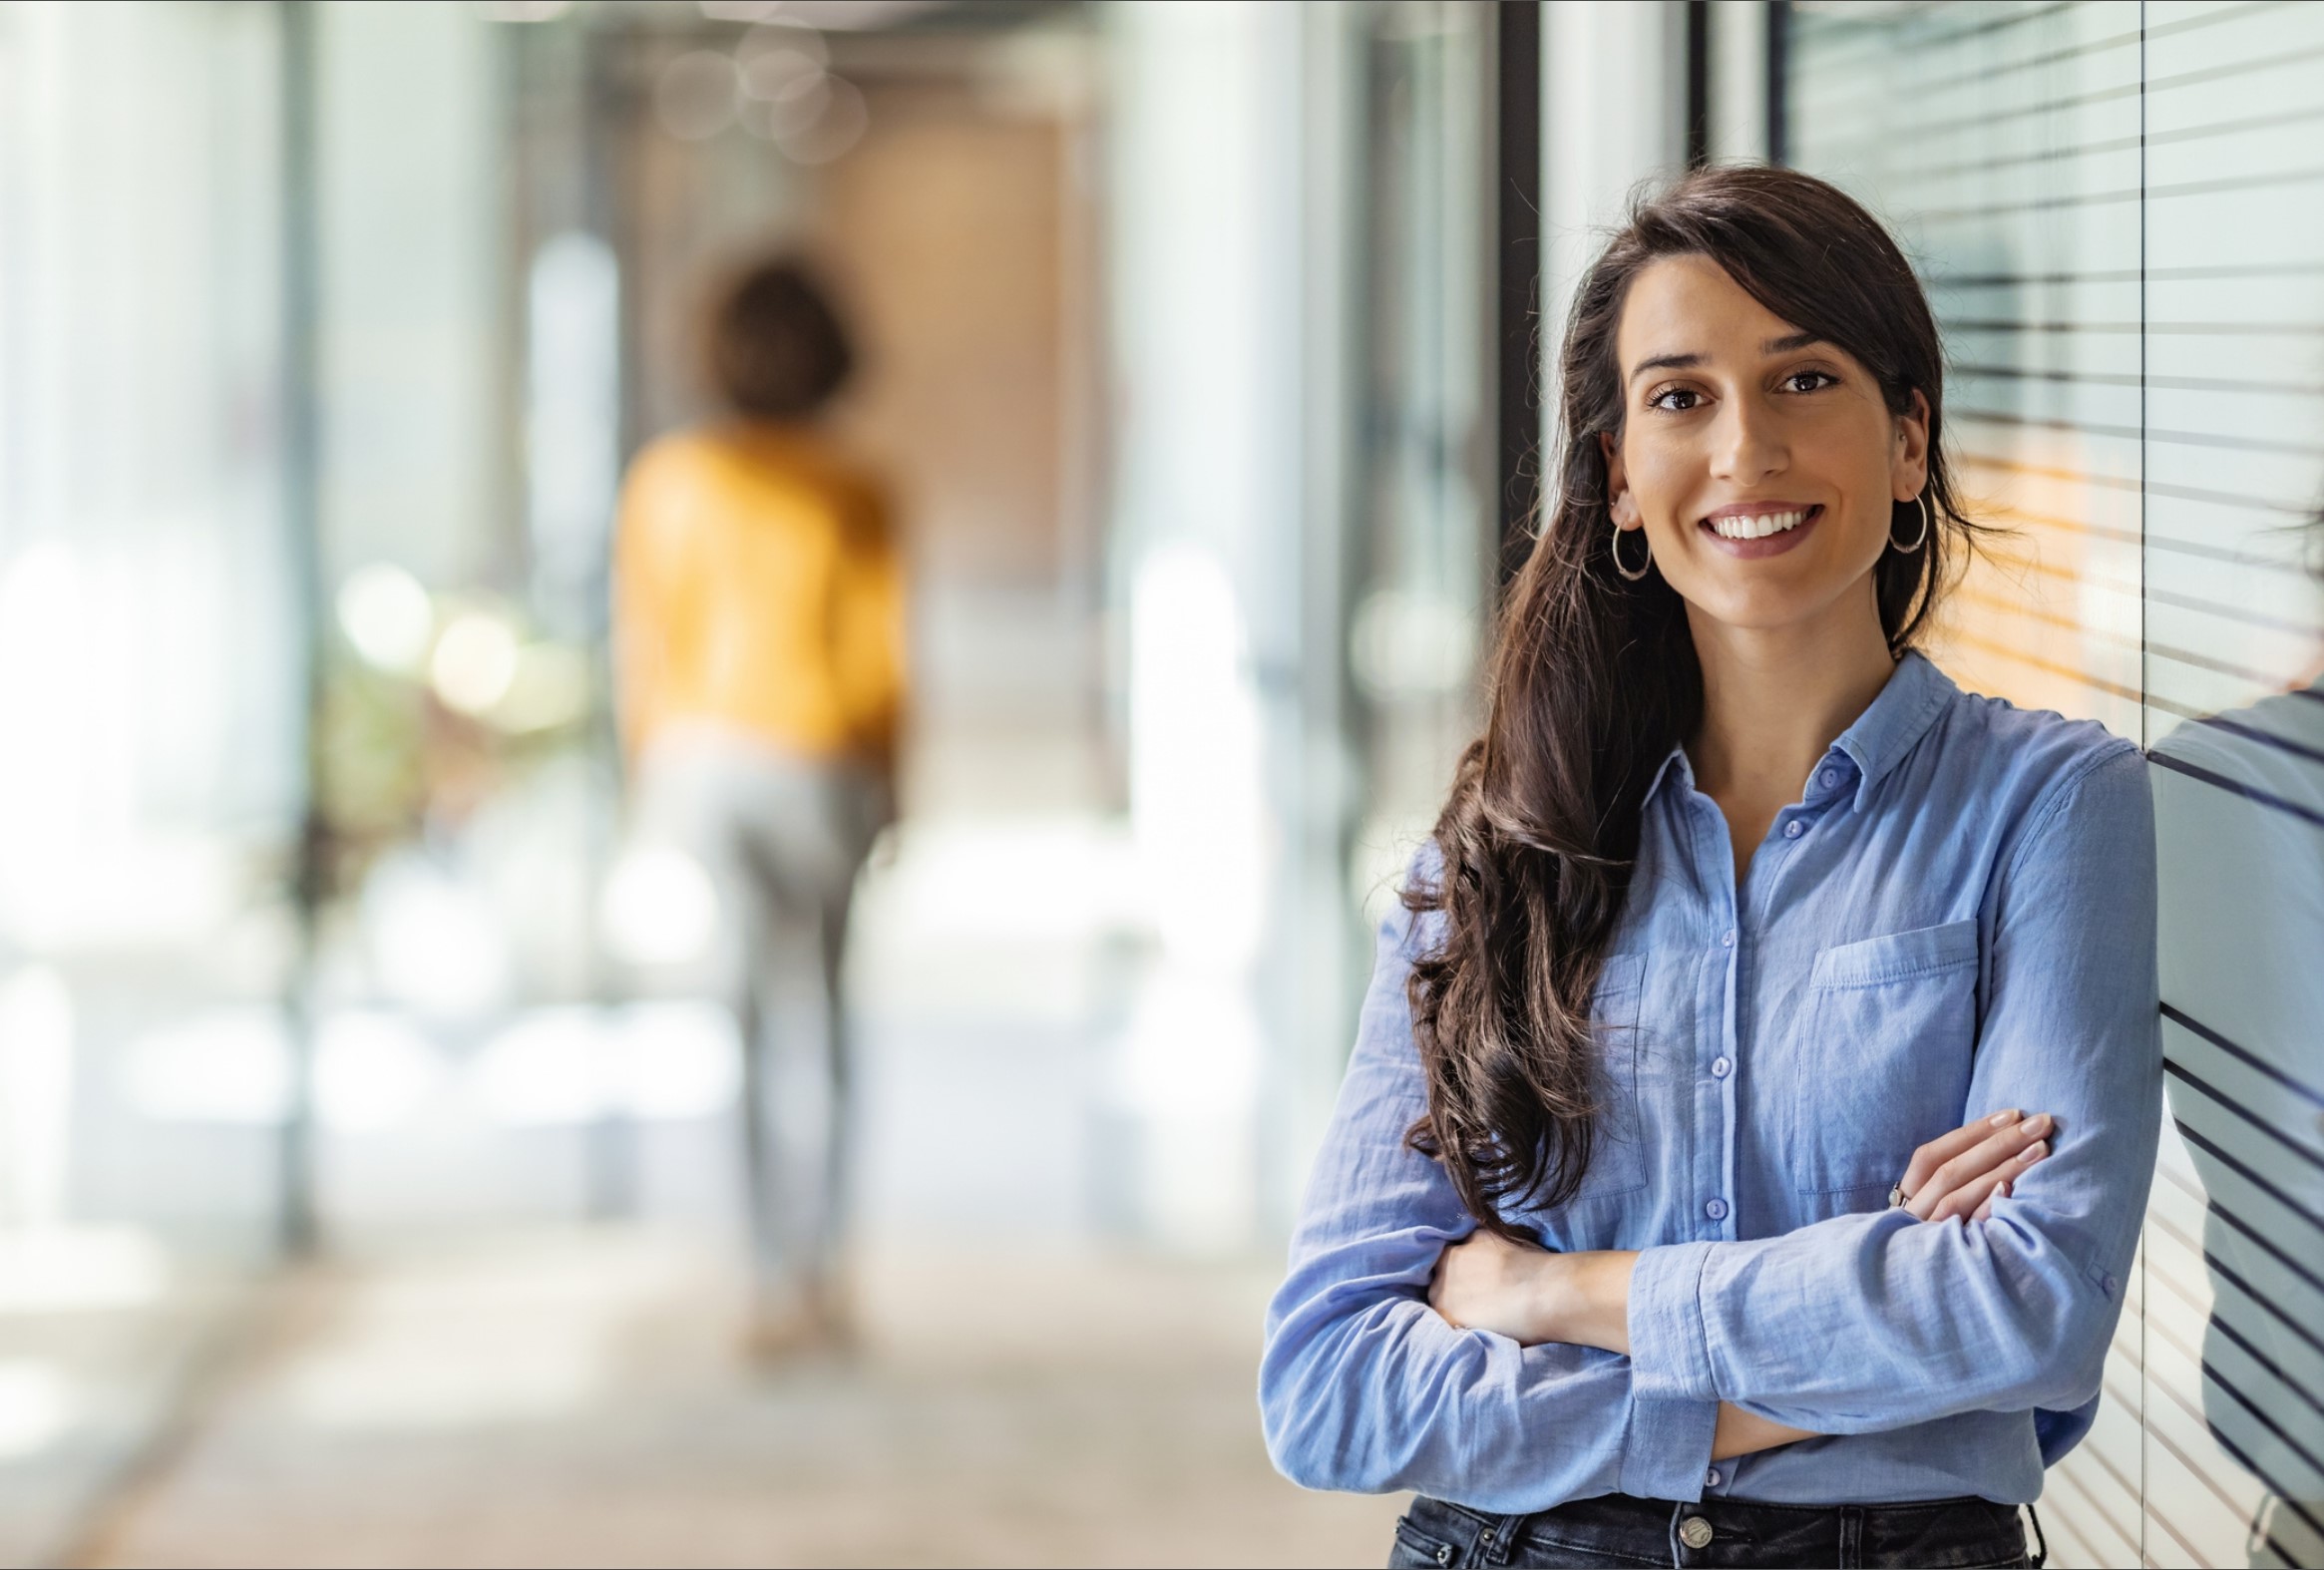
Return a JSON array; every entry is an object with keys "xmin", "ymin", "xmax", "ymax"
[{"xmin": 310, "ymin": 581, "xmax": 597, "ymax": 904}]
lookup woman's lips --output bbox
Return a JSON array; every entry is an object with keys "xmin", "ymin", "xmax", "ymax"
[{"xmin": 1698, "ymin": 504, "xmax": 1822, "ymax": 559}]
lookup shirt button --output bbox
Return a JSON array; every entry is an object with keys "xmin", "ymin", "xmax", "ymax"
[
  {"xmin": 1819, "ymin": 768, "xmax": 1839, "ymax": 789},
  {"xmin": 1712, "ymin": 1056, "xmax": 1731, "ymax": 1079},
  {"xmin": 1705, "ymin": 1197, "xmax": 1729, "ymax": 1221},
  {"xmin": 2103, "ymin": 1273, "xmax": 2120, "ymax": 1297},
  {"xmin": 1783, "ymin": 820, "xmax": 1804, "ymax": 839},
  {"xmin": 1720, "ymin": 929, "xmax": 1735, "ymax": 948},
  {"xmin": 1706, "ymin": 1467, "xmax": 1723, "ymax": 1488}
]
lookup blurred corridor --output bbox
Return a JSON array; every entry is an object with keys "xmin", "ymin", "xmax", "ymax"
[
  {"xmin": 1, "ymin": 2, "xmax": 2321, "ymax": 1567},
  {"xmin": 0, "ymin": 1, "xmax": 1490, "ymax": 1562}
]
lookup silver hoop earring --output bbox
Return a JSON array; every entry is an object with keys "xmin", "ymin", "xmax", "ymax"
[
  {"xmin": 1610, "ymin": 521, "xmax": 1653, "ymax": 582},
  {"xmin": 1890, "ymin": 492, "xmax": 1931, "ymax": 554}
]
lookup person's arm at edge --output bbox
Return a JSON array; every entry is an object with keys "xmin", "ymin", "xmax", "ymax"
[{"xmin": 837, "ymin": 480, "xmax": 906, "ymax": 802}]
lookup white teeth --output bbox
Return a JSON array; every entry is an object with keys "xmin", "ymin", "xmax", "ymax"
[{"xmin": 1710, "ymin": 508, "xmax": 1809, "ymax": 540}]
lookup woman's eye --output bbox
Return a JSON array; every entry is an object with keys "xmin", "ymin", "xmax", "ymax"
[
  {"xmin": 1649, "ymin": 387, "xmax": 1702, "ymax": 412},
  {"xmin": 1783, "ymin": 370, "xmax": 1836, "ymax": 393}
]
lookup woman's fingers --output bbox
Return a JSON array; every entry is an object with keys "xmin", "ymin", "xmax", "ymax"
[
  {"xmin": 1929, "ymin": 1164, "xmax": 2012, "ymax": 1224},
  {"xmin": 1905, "ymin": 1112, "xmax": 2054, "ymax": 1221},
  {"xmin": 1971, "ymin": 1179, "xmax": 2012, "ymax": 1224},
  {"xmin": 1900, "ymin": 1109, "xmax": 2022, "ymax": 1203},
  {"xmin": 1925, "ymin": 1137, "xmax": 2050, "ymax": 1223}
]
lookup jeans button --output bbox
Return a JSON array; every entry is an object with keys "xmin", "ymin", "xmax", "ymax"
[{"xmin": 1680, "ymin": 1515, "xmax": 1716, "ymax": 1550}]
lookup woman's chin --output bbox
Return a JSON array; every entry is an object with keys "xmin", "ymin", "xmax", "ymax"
[{"xmin": 1668, "ymin": 565, "xmax": 1880, "ymax": 637}]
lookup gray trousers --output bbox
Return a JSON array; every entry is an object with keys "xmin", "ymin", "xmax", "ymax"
[{"xmin": 634, "ymin": 729, "xmax": 880, "ymax": 1298}]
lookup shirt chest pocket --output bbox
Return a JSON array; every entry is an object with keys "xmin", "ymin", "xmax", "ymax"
[
  {"xmin": 1572, "ymin": 952, "xmax": 1650, "ymax": 1203},
  {"xmin": 1790, "ymin": 920, "xmax": 1981, "ymax": 1196}
]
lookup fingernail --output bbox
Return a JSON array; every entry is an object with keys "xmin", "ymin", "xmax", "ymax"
[
  {"xmin": 1990, "ymin": 1110, "xmax": 2017, "ymax": 1128},
  {"xmin": 2019, "ymin": 1141, "xmax": 2049, "ymax": 1164},
  {"xmin": 2019, "ymin": 1114, "xmax": 2049, "ymax": 1135}
]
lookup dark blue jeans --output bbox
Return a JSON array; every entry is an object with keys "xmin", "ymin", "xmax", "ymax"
[{"xmin": 1388, "ymin": 1493, "xmax": 2043, "ymax": 1569}]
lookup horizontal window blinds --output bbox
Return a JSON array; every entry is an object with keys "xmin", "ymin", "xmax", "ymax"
[{"xmin": 1790, "ymin": 4, "xmax": 2324, "ymax": 1568}]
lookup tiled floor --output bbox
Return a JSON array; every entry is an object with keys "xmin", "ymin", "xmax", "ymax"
[{"xmin": 73, "ymin": 1232, "xmax": 1403, "ymax": 1568}]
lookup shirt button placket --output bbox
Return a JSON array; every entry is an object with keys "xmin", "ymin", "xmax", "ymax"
[{"xmin": 1715, "ymin": 923, "xmax": 1739, "ymax": 1239}]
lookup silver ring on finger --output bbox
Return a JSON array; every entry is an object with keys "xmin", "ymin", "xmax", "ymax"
[{"xmin": 1888, "ymin": 1181, "xmax": 1911, "ymax": 1209}]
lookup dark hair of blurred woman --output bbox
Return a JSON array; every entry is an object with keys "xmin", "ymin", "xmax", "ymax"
[{"xmin": 705, "ymin": 258, "xmax": 856, "ymax": 421}]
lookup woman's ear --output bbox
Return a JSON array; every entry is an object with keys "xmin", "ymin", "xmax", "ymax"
[
  {"xmin": 1891, "ymin": 388, "xmax": 1932, "ymax": 501},
  {"xmin": 1598, "ymin": 431, "xmax": 1640, "ymax": 530}
]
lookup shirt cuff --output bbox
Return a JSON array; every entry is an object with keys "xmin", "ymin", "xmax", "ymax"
[
  {"xmin": 1628, "ymin": 1241, "xmax": 1719, "ymax": 1402},
  {"xmin": 1618, "ymin": 1391, "xmax": 1719, "ymax": 1501}
]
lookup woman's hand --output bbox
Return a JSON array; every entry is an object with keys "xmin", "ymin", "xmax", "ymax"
[
  {"xmin": 1899, "ymin": 1108, "xmax": 2054, "ymax": 1223},
  {"xmin": 1428, "ymin": 1231, "xmax": 1637, "ymax": 1352}
]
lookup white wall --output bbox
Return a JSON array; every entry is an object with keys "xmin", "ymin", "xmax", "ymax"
[
  {"xmin": 316, "ymin": 0, "xmax": 508, "ymax": 590},
  {"xmin": 1539, "ymin": 0, "xmax": 1687, "ymax": 392},
  {"xmin": 1102, "ymin": 0, "xmax": 1309, "ymax": 1251}
]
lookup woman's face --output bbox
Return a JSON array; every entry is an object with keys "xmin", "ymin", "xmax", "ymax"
[{"xmin": 1600, "ymin": 254, "xmax": 1929, "ymax": 638}]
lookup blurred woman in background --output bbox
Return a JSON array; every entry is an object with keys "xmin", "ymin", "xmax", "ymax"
[{"xmin": 614, "ymin": 258, "xmax": 904, "ymax": 1357}]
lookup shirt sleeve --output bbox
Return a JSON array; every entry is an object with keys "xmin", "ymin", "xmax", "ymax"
[
  {"xmin": 1260, "ymin": 889, "xmax": 1721, "ymax": 1508},
  {"xmin": 1625, "ymin": 744, "xmax": 2161, "ymax": 1433},
  {"xmin": 831, "ymin": 480, "xmax": 906, "ymax": 773}
]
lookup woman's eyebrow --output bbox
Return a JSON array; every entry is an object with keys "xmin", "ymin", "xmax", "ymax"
[
  {"xmin": 1628, "ymin": 332, "xmax": 1827, "ymax": 385},
  {"xmin": 1627, "ymin": 351, "xmax": 1702, "ymax": 383}
]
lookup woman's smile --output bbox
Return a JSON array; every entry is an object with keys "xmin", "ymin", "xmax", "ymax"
[{"xmin": 1699, "ymin": 501, "xmax": 1823, "ymax": 558}]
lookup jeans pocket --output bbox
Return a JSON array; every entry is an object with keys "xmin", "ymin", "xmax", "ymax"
[{"xmin": 1389, "ymin": 1515, "xmax": 1460, "ymax": 1569}]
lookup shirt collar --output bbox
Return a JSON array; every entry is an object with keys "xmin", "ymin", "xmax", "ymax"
[
  {"xmin": 1828, "ymin": 649, "xmax": 1956, "ymax": 809},
  {"xmin": 1640, "ymin": 649, "xmax": 1957, "ymax": 812},
  {"xmin": 1642, "ymin": 743, "xmax": 1695, "ymax": 808}
]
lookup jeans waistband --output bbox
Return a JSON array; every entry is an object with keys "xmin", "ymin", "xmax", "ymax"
[{"xmin": 1396, "ymin": 1491, "xmax": 2043, "ymax": 1569}]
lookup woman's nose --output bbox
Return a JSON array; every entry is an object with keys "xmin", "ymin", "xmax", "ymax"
[{"xmin": 1711, "ymin": 396, "xmax": 1788, "ymax": 484}]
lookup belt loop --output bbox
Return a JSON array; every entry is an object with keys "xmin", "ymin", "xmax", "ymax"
[
  {"xmin": 1667, "ymin": 1500, "xmax": 1687, "ymax": 1568},
  {"xmin": 1837, "ymin": 1503, "xmax": 1863, "ymax": 1569},
  {"xmin": 1478, "ymin": 1512, "xmax": 1524, "ymax": 1567},
  {"xmin": 2025, "ymin": 1503, "xmax": 2049, "ymax": 1568}
]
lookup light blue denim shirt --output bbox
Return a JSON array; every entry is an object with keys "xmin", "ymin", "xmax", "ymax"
[{"xmin": 1260, "ymin": 651, "xmax": 2161, "ymax": 1511}]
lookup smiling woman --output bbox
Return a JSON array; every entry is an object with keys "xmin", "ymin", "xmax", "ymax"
[{"xmin": 1259, "ymin": 168, "xmax": 2161, "ymax": 1569}]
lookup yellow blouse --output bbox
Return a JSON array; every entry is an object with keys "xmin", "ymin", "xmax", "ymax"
[{"xmin": 614, "ymin": 424, "xmax": 904, "ymax": 768}]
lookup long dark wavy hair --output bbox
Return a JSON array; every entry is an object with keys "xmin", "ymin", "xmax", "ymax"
[{"xmin": 1406, "ymin": 166, "xmax": 1978, "ymax": 1238}]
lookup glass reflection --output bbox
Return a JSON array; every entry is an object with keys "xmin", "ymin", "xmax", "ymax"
[{"xmin": 2148, "ymin": 512, "xmax": 2324, "ymax": 1570}]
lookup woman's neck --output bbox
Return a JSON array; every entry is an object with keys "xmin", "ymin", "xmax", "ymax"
[{"xmin": 1685, "ymin": 586, "xmax": 1897, "ymax": 879}]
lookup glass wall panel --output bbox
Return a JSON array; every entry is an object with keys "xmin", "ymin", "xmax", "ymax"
[
  {"xmin": 1792, "ymin": 3, "xmax": 2324, "ymax": 1566},
  {"xmin": 0, "ymin": 0, "xmax": 297, "ymax": 1557},
  {"xmin": 1344, "ymin": 0, "xmax": 1493, "ymax": 913}
]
